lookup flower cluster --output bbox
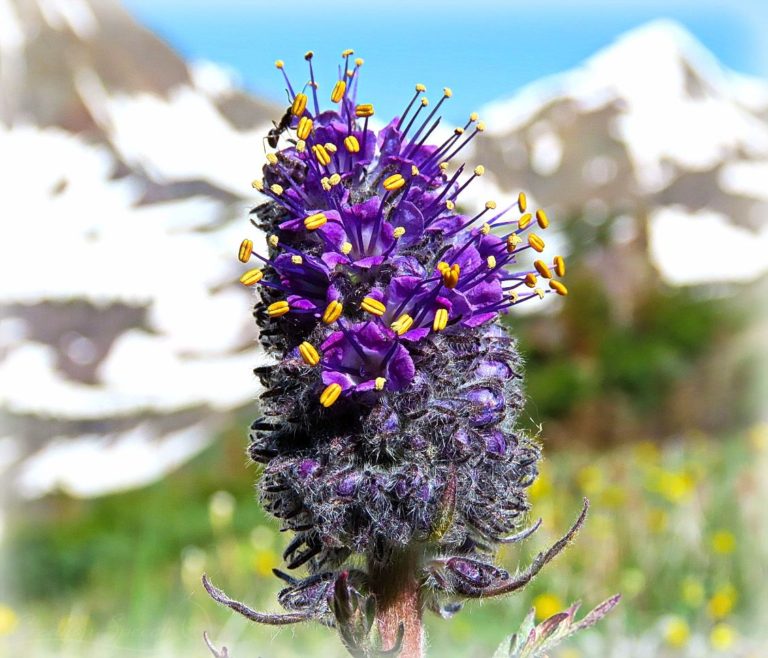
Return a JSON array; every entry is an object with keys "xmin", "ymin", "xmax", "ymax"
[{"xmin": 208, "ymin": 50, "xmax": 580, "ymax": 649}]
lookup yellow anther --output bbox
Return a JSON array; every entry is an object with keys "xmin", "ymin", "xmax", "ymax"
[
  {"xmin": 469, "ymin": 112, "xmax": 479, "ymax": 122},
  {"xmin": 391, "ymin": 314, "xmax": 414, "ymax": 335},
  {"xmin": 553, "ymin": 255, "xmax": 566, "ymax": 277},
  {"xmin": 331, "ymin": 80, "xmax": 346, "ymax": 103},
  {"xmin": 344, "ymin": 135, "xmax": 360, "ymax": 153},
  {"xmin": 441, "ymin": 263, "xmax": 461, "ymax": 289},
  {"xmin": 268, "ymin": 235, "xmax": 279, "ymax": 248},
  {"xmin": 550, "ymin": 280, "xmax": 568, "ymax": 296},
  {"xmin": 324, "ymin": 142, "xmax": 338, "ymax": 154},
  {"xmin": 266, "ymin": 152, "xmax": 278, "ymax": 165},
  {"xmin": 487, "ymin": 255, "xmax": 497, "ymax": 269},
  {"xmin": 304, "ymin": 50, "xmax": 314, "ymax": 59},
  {"xmin": 534, "ymin": 288, "xmax": 545, "ymax": 299},
  {"xmin": 420, "ymin": 97, "xmax": 429, "ymax": 107},
  {"xmin": 474, "ymin": 165, "xmax": 485, "ymax": 176},
  {"xmin": 298, "ymin": 341, "xmax": 320, "ymax": 366},
  {"xmin": 238, "ymin": 239, "xmax": 253, "ymax": 262},
  {"xmin": 346, "ymin": 69, "xmax": 354, "ymax": 78},
  {"xmin": 270, "ymin": 183, "xmax": 284, "ymax": 195},
  {"xmin": 383, "ymin": 173, "xmax": 406, "ymax": 191},
  {"xmin": 312, "ymin": 144, "xmax": 331, "ymax": 166},
  {"xmin": 536, "ymin": 209, "xmax": 549, "ymax": 229},
  {"xmin": 251, "ymin": 179, "xmax": 264, "ymax": 191},
  {"xmin": 528, "ymin": 233, "xmax": 545, "ymax": 252},
  {"xmin": 291, "ymin": 255, "xmax": 303, "ymax": 265},
  {"xmin": 509, "ymin": 290, "xmax": 519, "ymax": 302},
  {"xmin": 454, "ymin": 127, "xmax": 465, "ymax": 136},
  {"xmin": 411, "ymin": 165, "xmax": 420, "ymax": 176},
  {"xmin": 443, "ymin": 87, "xmax": 453, "ymax": 98},
  {"xmin": 304, "ymin": 212, "xmax": 328, "ymax": 231},
  {"xmin": 506, "ymin": 233, "xmax": 522, "ymax": 252},
  {"xmin": 374, "ymin": 377, "xmax": 387, "ymax": 391},
  {"xmin": 296, "ymin": 140, "xmax": 306, "ymax": 153},
  {"xmin": 485, "ymin": 200, "xmax": 497, "ymax": 210},
  {"xmin": 355, "ymin": 57, "xmax": 364, "ymax": 66},
  {"xmin": 415, "ymin": 83, "xmax": 427, "ymax": 92},
  {"xmin": 296, "ymin": 116, "xmax": 313, "ymax": 140},
  {"xmin": 477, "ymin": 121, "xmax": 486, "ymax": 131},
  {"xmin": 518, "ymin": 192, "xmax": 527, "ymax": 213},
  {"xmin": 267, "ymin": 300, "xmax": 290, "ymax": 317},
  {"xmin": 524, "ymin": 273, "xmax": 538, "ymax": 288},
  {"xmin": 445, "ymin": 199, "xmax": 455, "ymax": 210},
  {"xmin": 518, "ymin": 213, "xmax": 532, "ymax": 230},
  {"xmin": 341, "ymin": 242, "xmax": 353, "ymax": 255},
  {"xmin": 322, "ymin": 300, "xmax": 343, "ymax": 324},
  {"xmin": 321, "ymin": 177, "xmax": 332, "ymax": 192},
  {"xmin": 481, "ymin": 223, "xmax": 491, "ymax": 235},
  {"xmin": 329, "ymin": 173, "xmax": 342, "ymax": 186},
  {"xmin": 436, "ymin": 261, "xmax": 449, "ymax": 274},
  {"xmin": 355, "ymin": 103, "xmax": 375, "ymax": 117},
  {"xmin": 534, "ymin": 260, "xmax": 553, "ymax": 278},
  {"xmin": 439, "ymin": 162, "xmax": 449, "ymax": 172},
  {"xmin": 433, "ymin": 307, "xmax": 449, "ymax": 332},
  {"xmin": 291, "ymin": 93, "xmax": 308, "ymax": 117},
  {"xmin": 342, "ymin": 48, "xmax": 355, "ymax": 56},
  {"xmin": 275, "ymin": 60, "xmax": 284, "ymax": 69},
  {"xmin": 320, "ymin": 382, "xmax": 342, "ymax": 408},
  {"xmin": 239, "ymin": 268, "xmax": 263, "ymax": 286},
  {"xmin": 393, "ymin": 226, "xmax": 406, "ymax": 238},
  {"xmin": 360, "ymin": 297, "xmax": 386, "ymax": 317}
]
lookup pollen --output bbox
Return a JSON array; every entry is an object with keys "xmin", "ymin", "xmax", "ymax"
[
  {"xmin": 518, "ymin": 213, "xmax": 532, "ymax": 230},
  {"xmin": 312, "ymin": 144, "xmax": 332, "ymax": 166},
  {"xmin": 443, "ymin": 87, "xmax": 453, "ymax": 98},
  {"xmin": 296, "ymin": 140, "xmax": 306, "ymax": 152},
  {"xmin": 291, "ymin": 92, "xmax": 308, "ymax": 117},
  {"xmin": 361, "ymin": 297, "xmax": 386, "ymax": 316},
  {"xmin": 415, "ymin": 83, "xmax": 427, "ymax": 92},
  {"xmin": 421, "ymin": 98, "xmax": 429, "ymax": 107},
  {"xmin": 320, "ymin": 382, "xmax": 342, "ymax": 408},
  {"xmin": 355, "ymin": 103, "xmax": 375, "ymax": 117},
  {"xmin": 474, "ymin": 165, "xmax": 485, "ymax": 176},
  {"xmin": 268, "ymin": 235, "xmax": 279, "ymax": 248},
  {"xmin": 341, "ymin": 242, "xmax": 353, "ymax": 255},
  {"xmin": 322, "ymin": 300, "xmax": 343, "ymax": 324},
  {"xmin": 485, "ymin": 200, "xmax": 497, "ymax": 210},
  {"xmin": 534, "ymin": 260, "xmax": 553, "ymax": 278},
  {"xmin": 266, "ymin": 153, "xmax": 278, "ymax": 165},
  {"xmin": 296, "ymin": 116, "xmax": 313, "ymax": 140},
  {"xmin": 524, "ymin": 273, "xmax": 538, "ymax": 288},
  {"xmin": 391, "ymin": 314, "xmax": 414, "ymax": 335},
  {"xmin": 441, "ymin": 263, "xmax": 461, "ymax": 289},
  {"xmin": 304, "ymin": 51, "xmax": 314, "ymax": 60},
  {"xmin": 433, "ymin": 308, "xmax": 449, "ymax": 332},
  {"xmin": 321, "ymin": 177, "xmax": 332, "ymax": 191},
  {"xmin": 304, "ymin": 212, "xmax": 328, "ymax": 231},
  {"xmin": 298, "ymin": 341, "xmax": 320, "ymax": 366},
  {"xmin": 270, "ymin": 183, "xmax": 284, "ymax": 195},
  {"xmin": 554, "ymin": 255, "xmax": 566, "ymax": 277},
  {"xmin": 342, "ymin": 48, "xmax": 355, "ymax": 56},
  {"xmin": 329, "ymin": 173, "xmax": 342, "ymax": 186},
  {"xmin": 344, "ymin": 135, "xmax": 360, "ymax": 153},
  {"xmin": 439, "ymin": 162, "xmax": 449, "ymax": 172},
  {"xmin": 454, "ymin": 127, "xmax": 464, "ymax": 136},
  {"xmin": 251, "ymin": 179, "xmax": 264, "ymax": 191},
  {"xmin": 411, "ymin": 165, "xmax": 420, "ymax": 176},
  {"xmin": 550, "ymin": 280, "xmax": 568, "ymax": 296},
  {"xmin": 238, "ymin": 239, "xmax": 253, "ymax": 262},
  {"xmin": 393, "ymin": 226, "xmax": 406, "ymax": 238},
  {"xmin": 445, "ymin": 199, "xmax": 455, "ymax": 210},
  {"xmin": 324, "ymin": 142, "xmax": 338, "ymax": 153},
  {"xmin": 481, "ymin": 223, "xmax": 491, "ymax": 235},
  {"xmin": 331, "ymin": 80, "xmax": 346, "ymax": 103},
  {"xmin": 506, "ymin": 234, "xmax": 522, "ymax": 252},
  {"xmin": 291, "ymin": 255, "xmax": 303, "ymax": 265},
  {"xmin": 536, "ymin": 209, "xmax": 549, "ymax": 229},
  {"xmin": 518, "ymin": 192, "xmax": 527, "ymax": 213},
  {"xmin": 355, "ymin": 57, "xmax": 364, "ymax": 66},
  {"xmin": 239, "ymin": 268, "xmax": 263, "ymax": 286},
  {"xmin": 374, "ymin": 377, "xmax": 387, "ymax": 391},
  {"xmin": 469, "ymin": 111, "xmax": 479, "ymax": 121},
  {"xmin": 267, "ymin": 300, "xmax": 290, "ymax": 318},
  {"xmin": 528, "ymin": 233, "xmax": 545, "ymax": 252},
  {"xmin": 534, "ymin": 288, "xmax": 545, "ymax": 299},
  {"xmin": 275, "ymin": 60, "xmax": 284, "ymax": 69},
  {"xmin": 487, "ymin": 255, "xmax": 497, "ymax": 269},
  {"xmin": 383, "ymin": 173, "xmax": 406, "ymax": 191}
]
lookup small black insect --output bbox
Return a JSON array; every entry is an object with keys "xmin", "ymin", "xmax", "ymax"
[{"xmin": 266, "ymin": 106, "xmax": 293, "ymax": 149}]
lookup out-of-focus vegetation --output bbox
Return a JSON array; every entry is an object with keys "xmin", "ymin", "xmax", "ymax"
[{"xmin": 2, "ymin": 423, "xmax": 766, "ymax": 657}]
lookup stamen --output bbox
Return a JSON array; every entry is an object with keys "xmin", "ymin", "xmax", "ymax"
[
  {"xmin": 324, "ymin": 142, "xmax": 338, "ymax": 154},
  {"xmin": 344, "ymin": 135, "xmax": 360, "ymax": 153},
  {"xmin": 396, "ymin": 84, "xmax": 426, "ymax": 131},
  {"xmin": 304, "ymin": 51, "xmax": 320, "ymax": 115},
  {"xmin": 312, "ymin": 144, "xmax": 331, "ymax": 166},
  {"xmin": 251, "ymin": 179, "xmax": 264, "ymax": 191},
  {"xmin": 291, "ymin": 93, "xmax": 308, "ymax": 117},
  {"xmin": 238, "ymin": 239, "xmax": 253, "ymax": 262},
  {"xmin": 524, "ymin": 273, "xmax": 537, "ymax": 288},
  {"xmin": 331, "ymin": 80, "xmax": 346, "ymax": 103},
  {"xmin": 441, "ymin": 263, "xmax": 460, "ymax": 289},
  {"xmin": 518, "ymin": 192, "xmax": 527, "ymax": 213},
  {"xmin": 239, "ymin": 268, "xmax": 263, "ymax": 286},
  {"xmin": 329, "ymin": 173, "xmax": 342, "ymax": 186},
  {"xmin": 355, "ymin": 103, "xmax": 375, "ymax": 117},
  {"xmin": 296, "ymin": 117, "xmax": 313, "ymax": 140},
  {"xmin": 550, "ymin": 280, "xmax": 568, "ymax": 296},
  {"xmin": 487, "ymin": 255, "xmax": 497, "ymax": 269},
  {"xmin": 393, "ymin": 226, "xmax": 406, "ymax": 238},
  {"xmin": 341, "ymin": 242, "xmax": 353, "ymax": 255},
  {"xmin": 267, "ymin": 300, "xmax": 290, "ymax": 317},
  {"xmin": 535, "ymin": 288, "xmax": 545, "ymax": 299},
  {"xmin": 275, "ymin": 59, "xmax": 296, "ymax": 98},
  {"xmin": 296, "ymin": 140, "xmax": 306, "ymax": 153},
  {"xmin": 433, "ymin": 308, "xmax": 449, "ymax": 332},
  {"xmin": 322, "ymin": 300, "xmax": 343, "ymax": 324},
  {"xmin": 298, "ymin": 341, "xmax": 320, "ymax": 366},
  {"xmin": 304, "ymin": 212, "xmax": 328, "ymax": 231},
  {"xmin": 319, "ymin": 383, "xmax": 342, "ymax": 407},
  {"xmin": 518, "ymin": 213, "xmax": 532, "ymax": 230},
  {"xmin": 270, "ymin": 183, "xmax": 284, "ymax": 195},
  {"xmin": 291, "ymin": 255, "xmax": 303, "ymax": 265},
  {"xmin": 268, "ymin": 235, "xmax": 280, "ymax": 248},
  {"xmin": 391, "ymin": 314, "xmax": 414, "ymax": 335},
  {"xmin": 383, "ymin": 173, "xmax": 406, "ymax": 191},
  {"xmin": 360, "ymin": 297, "xmax": 386, "ymax": 316},
  {"xmin": 554, "ymin": 255, "xmax": 566, "ymax": 277},
  {"xmin": 528, "ymin": 234, "xmax": 545, "ymax": 252},
  {"xmin": 536, "ymin": 209, "xmax": 549, "ymax": 229},
  {"xmin": 534, "ymin": 260, "xmax": 552, "ymax": 278},
  {"xmin": 266, "ymin": 153, "xmax": 278, "ymax": 165},
  {"xmin": 374, "ymin": 377, "xmax": 387, "ymax": 391},
  {"xmin": 506, "ymin": 234, "xmax": 522, "ymax": 252}
]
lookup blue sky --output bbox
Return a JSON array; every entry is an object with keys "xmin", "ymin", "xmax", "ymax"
[{"xmin": 124, "ymin": 0, "xmax": 767, "ymax": 122}]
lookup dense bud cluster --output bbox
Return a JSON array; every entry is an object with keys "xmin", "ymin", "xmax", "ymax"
[{"xmin": 208, "ymin": 51, "xmax": 578, "ymax": 645}]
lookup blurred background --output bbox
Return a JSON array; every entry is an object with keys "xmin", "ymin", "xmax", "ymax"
[{"xmin": 1, "ymin": 0, "xmax": 767, "ymax": 656}]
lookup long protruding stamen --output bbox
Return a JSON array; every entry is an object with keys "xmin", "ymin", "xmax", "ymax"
[
  {"xmin": 406, "ymin": 87, "xmax": 452, "ymax": 150},
  {"xmin": 396, "ymin": 83, "xmax": 426, "ymax": 131},
  {"xmin": 400, "ymin": 96, "xmax": 429, "ymax": 141},
  {"xmin": 440, "ymin": 121, "xmax": 485, "ymax": 164},
  {"xmin": 275, "ymin": 60, "xmax": 296, "ymax": 99},
  {"xmin": 304, "ymin": 51, "xmax": 320, "ymax": 116}
]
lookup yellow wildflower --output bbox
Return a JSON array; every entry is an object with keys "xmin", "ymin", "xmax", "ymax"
[
  {"xmin": 708, "ymin": 584, "xmax": 737, "ymax": 619},
  {"xmin": 664, "ymin": 616, "xmax": 690, "ymax": 648},
  {"xmin": 710, "ymin": 623, "xmax": 736, "ymax": 651},
  {"xmin": 711, "ymin": 530, "xmax": 736, "ymax": 555},
  {"xmin": 681, "ymin": 577, "xmax": 705, "ymax": 607},
  {"xmin": 533, "ymin": 592, "xmax": 564, "ymax": 621},
  {"xmin": 0, "ymin": 605, "xmax": 19, "ymax": 636}
]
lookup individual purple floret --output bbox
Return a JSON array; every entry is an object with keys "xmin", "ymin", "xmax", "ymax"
[{"xmin": 203, "ymin": 50, "xmax": 599, "ymax": 658}]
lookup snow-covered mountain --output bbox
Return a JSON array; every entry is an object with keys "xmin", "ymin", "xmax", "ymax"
[
  {"xmin": 471, "ymin": 20, "xmax": 768, "ymax": 286},
  {"xmin": 0, "ymin": 0, "xmax": 277, "ymax": 499}
]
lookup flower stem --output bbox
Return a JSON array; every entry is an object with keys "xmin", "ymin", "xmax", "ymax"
[{"xmin": 368, "ymin": 550, "xmax": 423, "ymax": 658}]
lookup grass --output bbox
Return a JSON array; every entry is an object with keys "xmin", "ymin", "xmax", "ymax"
[{"xmin": 1, "ymin": 422, "xmax": 767, "ymax": 658}]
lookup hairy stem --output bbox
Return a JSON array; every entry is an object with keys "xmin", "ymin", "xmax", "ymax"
[{"xmin": 368, "ymin": 550, "xmax": 423, "ymax": 658}]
